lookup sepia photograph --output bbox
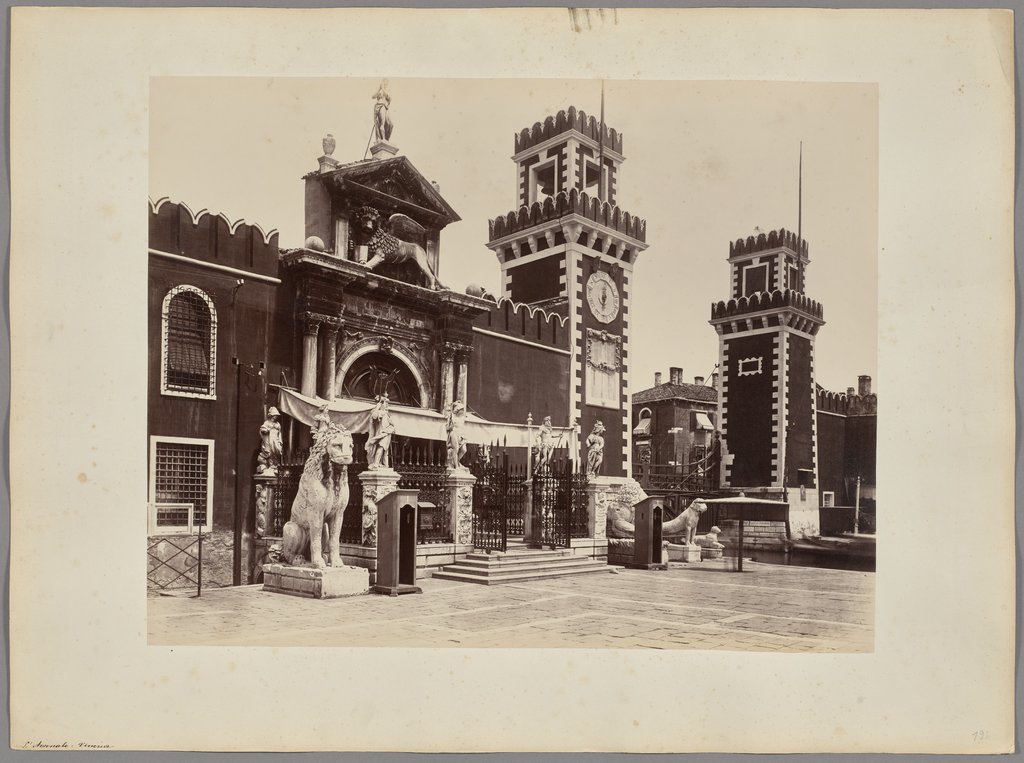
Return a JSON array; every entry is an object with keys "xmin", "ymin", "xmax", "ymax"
[
  {"xmin": 9, "ymin": 7, "xmax": 1013, "ymax": 753},
  {"xmin": 147, "ymin": 76, "xmax": 877, "ymax": 651}
]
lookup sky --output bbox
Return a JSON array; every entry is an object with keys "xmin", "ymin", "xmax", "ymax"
[{"xmin": 150, "ymin": 77, "xmax": 878, "ymax": 396}]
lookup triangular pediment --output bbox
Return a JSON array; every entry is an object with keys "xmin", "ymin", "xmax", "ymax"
[{"xmin": 324, "ymin": 156, "xmax": 460, "ymax": 227}]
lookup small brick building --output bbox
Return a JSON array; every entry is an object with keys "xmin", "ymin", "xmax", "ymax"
[{"xmin": 631, "ymin": 367, "xmax": 718, "ymax": 477}]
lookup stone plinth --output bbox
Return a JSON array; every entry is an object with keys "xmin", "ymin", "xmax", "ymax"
[
  {"xmin": 586, "ymin": 475, "xmax": 623, "ymax": 540},
  {"xmin": 369, "ymin": 140, "xmax": 398, "ymax": 159},
  {"xmin": 358, "ymin": 468, "xmax": 401, "ymax": 547},
  {"xmin": 666, "ymin": 543, "xmax": 702, "ymax": 563},
  {"xmin": 253, "ymin": 474, "xmax": 279, "ymax": 539},
  {"xmin": 446, "ymin": 470, "xmax": 476, "ymax": 547},
  {"xmin": 262, "ymin": 563, "xmax": 369, "ymax": 599}
]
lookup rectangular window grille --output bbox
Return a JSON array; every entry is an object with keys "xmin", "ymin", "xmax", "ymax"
[
  {"xmin": 154, "ymin": 441, "xmax": 210, "ymax": 529},
  {"xmin": 822, "ymin": 491, "xmax": 835, "ymax": 508},
  {"xmin": 165, "ymin": 291, "xmax": 213, "ymax": 394}
]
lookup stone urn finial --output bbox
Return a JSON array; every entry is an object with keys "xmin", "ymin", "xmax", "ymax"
[{"xmin": 322, "ymin": 133, "xmax": 336, "ymax": 157}]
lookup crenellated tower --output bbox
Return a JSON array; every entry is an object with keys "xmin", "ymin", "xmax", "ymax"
[
  {"xmin": 709, "ymin": 229, "xmax": 825, "ymax": 526},
  {"xmin": 486, "ymin": 107, "xmax": 649, "ymax": 475}
]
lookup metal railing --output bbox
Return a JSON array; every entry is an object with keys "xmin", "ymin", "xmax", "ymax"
[
  {"xmin": 633, "ymin": 463, "xmax": 716, "ymax": 493},
  {"xmin": 394, "ymin": 441, "xmax": 451, "ymax": 544},
  {"xmin": 147, "ymin": 529, "xmax": 205, "ymax": 596}
]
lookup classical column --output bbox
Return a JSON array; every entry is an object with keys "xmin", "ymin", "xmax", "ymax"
[
  {"xmin": 319, "ymin": 322, "xmax": 340, "ymax": 400},
  {"xmin": 455, "ymin": 347, "xmax": 471, "ymax": 409},
  {"xmin": 440, "ymin": 343, "xmax": 456, "ymax": 412},
  {"xmin": 300, "ymin": 316, "xmax": 320, "ymax": 397}
]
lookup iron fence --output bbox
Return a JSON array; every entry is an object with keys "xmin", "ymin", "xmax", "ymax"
[
  {"xmin": 633, "ymin": 463, "xmax": 715, "ymax": 493},
  {"xmin": 394, "ymin": 440, "xmax": 451, "ymax": 544}
]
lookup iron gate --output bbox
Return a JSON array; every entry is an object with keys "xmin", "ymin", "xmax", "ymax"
[
  {"xmin": 471, "ymin": 454, "xmax": 508, "ymax": 552},
  {"xmin": 530, "ymin": 460, "xmax": 587, "ymax": 548}
]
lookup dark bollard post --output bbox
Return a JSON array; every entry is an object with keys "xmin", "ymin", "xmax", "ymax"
[
  {"xmin": 197, "ymin": 530, "xmax": 203, "ymax": 597},
  {"xmin": 737, "ymin": 518, "xmax": 744, "ymax": 572}
]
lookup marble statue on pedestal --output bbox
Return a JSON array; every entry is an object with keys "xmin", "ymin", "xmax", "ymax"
[
  {"xmin": 372, "ymin": 79, "xmax": 393, "ymax": 143},
  {"xmin": 257, "ymin": 406, "xmax": 283, "ymax": 476},
  {"xmin": 446, "ymin": 400, "xmax": 468, "ymax": 472},
  {"xmin": 366, "ymin": 394, "xmax": 396, "ymax": 470},
  {"xmin": 586, "ymin": 420, "xmax": 606, "ymax": 479},
  {"xmin": 533, "ymin": 416, "xmax": 554, "ymax": 472}
]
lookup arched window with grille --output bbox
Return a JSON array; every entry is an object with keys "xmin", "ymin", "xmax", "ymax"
[{"xmin": 161, "ymin": 285, "xmax": 217, "ymax": 398}]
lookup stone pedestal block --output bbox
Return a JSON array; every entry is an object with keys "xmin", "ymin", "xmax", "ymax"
[
  {"xmin": 253, "ymin": 474, "xmax": 278, "ymax": 539},
  {"xmin": 701, "ymin": 546, "xmax": 724, "ymax": 560},
  {"xmin": 262, "ymin": 563, "xmax": 369, "ymax": 599},
  {"xmin": 358, "ymin": 468, "xmax": 401, "ymax": 547},
  {"xmin": 666, "ymin": 543, "xmax": 702, "ymax": 563},
  {"xmin": 585, "ymin": 476, "xmax": 622, "ymax": 540},
  {"xmin": 446, "ymin": 470, "xmax": 476, "ymax": 547}
]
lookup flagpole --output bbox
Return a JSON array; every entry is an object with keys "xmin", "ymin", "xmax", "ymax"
[
  {"xmin": 797, "ymin": 141, "xmax": 803, "ymax": 248},
  {"xmin": 598, "ymin": 80, "xmax": 606, "ymax": 202}
]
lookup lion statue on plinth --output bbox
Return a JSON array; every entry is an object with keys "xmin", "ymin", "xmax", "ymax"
[
  {"xmin": 279, "ymin": 417, "xmax": 354, "ymax": 569},
  {"xmin": 662, "ymin": 498, "xmax": 708, "ymax": 547},
  {"xmin": 352, "ymin": 205, "xmax": 444, "ymax": 290}
]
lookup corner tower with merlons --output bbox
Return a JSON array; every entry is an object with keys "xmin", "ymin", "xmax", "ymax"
[
  {"xmin": 708, "ymin": 229, "xmax": 825, "ymax": 533},
  {"xmin": 485, "ymin": 107, "xmax": 649, "ymax": 475}
]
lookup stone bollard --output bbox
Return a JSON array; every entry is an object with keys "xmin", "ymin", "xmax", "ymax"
[
  {"xmin": 445, "ymin": 469, "xmax": 476, "ymax": 547},
  {"xmin": 522, "ymin": 479, "xmax": 534, "ymax": 542},
  {"xmin": 358, "ymin": 468, "xmax": 401, "ymax": 547}
]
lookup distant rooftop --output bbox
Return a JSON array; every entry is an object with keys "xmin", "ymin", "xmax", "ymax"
[{"xmin": 633, "ymin": 382, "xmax": 718, "ymax": 405}]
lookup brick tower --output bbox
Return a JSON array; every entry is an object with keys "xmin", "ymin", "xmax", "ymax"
[
  {"xmin": 708, "ymin": 230, "xmax": 825, "ymax": 531},
  {"xmin": 485, "ymin": 107, "xmax": 649, "ymax": 474}
]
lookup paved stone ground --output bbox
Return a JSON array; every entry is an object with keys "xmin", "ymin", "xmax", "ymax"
[{"xmin": 148, "ymin": 560, "xmax": 874, "ymax": 651}]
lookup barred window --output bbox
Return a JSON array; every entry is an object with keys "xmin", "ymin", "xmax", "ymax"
[
  {"xmin": 161, "ymin": 285, "xmax": 217, "ymax": 397},
  {"xmin": 150, "ymin": 437, "xmax": 213, "ymax": 533}
]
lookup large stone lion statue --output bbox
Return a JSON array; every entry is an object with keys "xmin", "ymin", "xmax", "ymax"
[
  {"xmin": 280, "ymin": 421, "xmax": 354, "ymax": 569},
  {"xmin": 352, "ymin": 205, "xmax": 443, "ymax": 290},
  {"xmin": 661, "ymin": 498, "xmax": 708, "ymax": 547}
]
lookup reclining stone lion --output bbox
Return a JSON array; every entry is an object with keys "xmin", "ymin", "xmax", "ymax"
[{"xmin": 280, "ymin": 421, "xmax": 354, "ymax": 569}]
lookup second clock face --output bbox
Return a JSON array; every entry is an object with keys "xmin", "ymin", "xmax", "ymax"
[{"xmin": 586, "ymin": 271, "xmax": 620, "ymax": 324}]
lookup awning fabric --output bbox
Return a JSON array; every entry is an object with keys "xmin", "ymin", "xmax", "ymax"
[
  {"xmin": 277, "ymin": 388, "xmax": 574, "ymax": 449},
  {"xmin": 695, "ymin": 411, "xmax": 715, "ymax": 430},
  {"xmin": 632, "ymin": 417, "xmax": 651, "ymax": 436}
]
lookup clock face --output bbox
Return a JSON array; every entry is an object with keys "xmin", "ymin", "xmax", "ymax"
[{"xmin": 586, "ymin": 271, "xmax": 620, "ymax": 324}]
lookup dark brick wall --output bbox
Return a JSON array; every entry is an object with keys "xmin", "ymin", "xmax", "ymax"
[
  {"xmin": 723, "ymin": 333, "xmax": 775, "ymax": 486},
  {"xmin": 786, "ymin": 335, "xmax": 816, "ymax": 485},
  {"xmin": 469, "ymin": 331, "xmax": 570, "ymax": 428},
  {"xmin": 816, "ymin": 410, "xmax": 848, "ymax": 503},
  {"xmin": 845, "ymin": 415, "xmax": 877, "ymax": 488},
  {"xmin": 509, "ymin": 254, "xmax": 564, "ymax": 304},
  {"xmin": 149, "ymin": 260, "xmax": 280, "ymax": 543}
]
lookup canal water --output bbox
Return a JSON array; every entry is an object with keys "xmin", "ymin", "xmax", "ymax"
[{"xmin": 724, "ymin": 548, "xmax": 875, "ymax": 572}]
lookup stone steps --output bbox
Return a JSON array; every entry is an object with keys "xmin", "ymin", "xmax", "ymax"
[{"xmin": 434, "ymin": 547, "xmax": 616, "ymax": 585}]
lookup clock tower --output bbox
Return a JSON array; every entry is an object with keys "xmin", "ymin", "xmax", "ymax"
[{"xmin": 486, "ymin": 107, "xmax": 649, "ymax": 475}]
